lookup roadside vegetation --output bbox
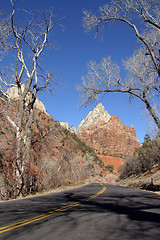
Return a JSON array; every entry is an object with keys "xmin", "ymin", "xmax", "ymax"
[
  {"xmin": 0, "ymin": 0, "xmax": 160, "ymax": 200},
  {"xmin": 118, "ymin": 135, "xmax": 160, "ymax": 179},
  {"xmin": 0, "ymin": 97, "xmax": 109, "ymax": 200}
]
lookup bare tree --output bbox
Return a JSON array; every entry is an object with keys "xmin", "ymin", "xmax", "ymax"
[
  {"xmin": 80, "ymin": 0, "xmax": 160, "ymax": 131},
  {"xmin": 0, "ymin": 0, "xmax": 62, "ymax": 197},
  {"xmin": 0, "ymin": 11, "xmax": 10, "ymax": 61}
]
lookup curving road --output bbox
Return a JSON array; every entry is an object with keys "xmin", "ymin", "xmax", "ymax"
[{"xmin": 0, "ymin": 183, "xmax": 160, "ymax": 240}]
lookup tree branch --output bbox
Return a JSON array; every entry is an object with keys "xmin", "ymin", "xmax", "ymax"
[{"xmin": 97, "ymin": 17, "xmax": 160, "ymax": 76}]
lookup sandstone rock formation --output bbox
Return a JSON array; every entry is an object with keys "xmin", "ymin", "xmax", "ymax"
[
  {"xmin": 70, "ymin": 125, "xmax": 77, "ymax": 134},
  {"xmin": 6, "ymin": 84, "xmax": 48, "ymax": 114},
  {"xmin": 77, "ymin": 103, "xmax": 140, "ymax": 157},
  {"xmin": 77, "ymin": 103, "xmax": 111, "ymax": 131},
  {"xmin": 59, "ymin": 121, "xmax": 70, "ymax": 130},
  {"xmin": 1, "ymin": 95, "xmax": 113, "ymax": 199},
  {"xmin": 59, "ymin": 122, "xmax": 76, "ymax": 134},
  {"xmin": 98, "ymin": 155, "xmax": 124, "ymax": 172}
]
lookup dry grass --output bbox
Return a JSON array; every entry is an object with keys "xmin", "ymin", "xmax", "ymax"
[
  {"xmin": 0, "ymin": 181, "xmax": 89, "ymax": 202},
  {"xmin": 116, "ymin": 164, "xmax": 160, "ymax": 195}
]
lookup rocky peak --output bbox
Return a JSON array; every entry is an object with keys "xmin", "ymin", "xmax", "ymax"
[
  {"xmin": 77, "ymin": 103, "xmax": 111, "ymax": 132},
  {"xmin": 77, "ymin": 103, "xmax": 140, "ymax": 157},
  {"xmin": 6, "ymin": 84, "xmax": 48, "ymax": 115},
  {"xmin": 59, "ymin": 121, "xmax": 69, "ymax": 130},
  {"xmin": 59, "ymin": 122, "xmax": 77, "ymax": 134}
]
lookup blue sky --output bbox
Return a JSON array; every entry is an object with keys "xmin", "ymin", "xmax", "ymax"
[{"xmin": 0, "ymin": 0, "xmax": 153, "ymax": 143}]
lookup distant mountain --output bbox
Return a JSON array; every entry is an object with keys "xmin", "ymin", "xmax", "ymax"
[
  {"xmin": 77, "ymin": 103, "xmax": 140, "ymax": 157},
  {"xmin": 0, "ymin": 94, "xmax": 113, "ymax": 200},
  {"xmin": 77, "ymin": 103, "xmax": 111, "ymax": 131},
  {"xmin": 0, "ymin": 86, "xmax": 141, "ymax": 200}
]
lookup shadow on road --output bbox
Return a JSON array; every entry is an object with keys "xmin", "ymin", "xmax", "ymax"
[{"xmin": 0, "ymin": 184, "xmax": 160, "ymax": 240}]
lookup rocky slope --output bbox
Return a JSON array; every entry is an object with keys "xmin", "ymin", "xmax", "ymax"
[
  {"xmin": 0, "ymin": 86, "xmax": 142, "ymax": 199},
  {"xmin": 6, "ymin": 84, "xmax": 48, "ymax": 115},
  {"xmin": 98, "ymin": 155, "xmax": 124, "ymax": 172},
  {"xmin": 77, "ymin": 103, "xmax": 140, "ymax": 157},
  {"xmin": 0, "ymin": 93, "xmax": 111, "ymax": 199},
  {"xmin": 77, "ymin": 103, "xmax": 111, "ymax": 131},
  {"xmin": 116, "ymin": 164, "xmax": 160, "ymax": 192}
]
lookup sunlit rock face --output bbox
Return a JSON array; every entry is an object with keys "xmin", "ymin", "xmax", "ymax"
[
  {"xmin": 77, "ymin": 103, "xmax": 111, "ymax": 132},
  {"xmin": 77, "ymin": 103, "xmax": 140, "ymax": 157},
  {"xmin": 59, "ymin": 121, "xmax": 70, "ymax": 130},
  {"xmin": 6, "ymin": 84, "xmax": 47, "ymax": 114}
]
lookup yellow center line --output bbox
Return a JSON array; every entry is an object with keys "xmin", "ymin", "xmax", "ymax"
[{"xmin": 0, "ymin": 184, "xmax": 106, "ymax": 234}]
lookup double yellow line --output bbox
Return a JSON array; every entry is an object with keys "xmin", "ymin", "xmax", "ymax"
[{"xmin": 0, "ymin": 184, "xmax": 106, "ymax": 234}]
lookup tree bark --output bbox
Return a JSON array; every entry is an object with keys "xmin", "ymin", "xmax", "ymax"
[
  {"xmin": 144, "ymin": 98, "xmax": 160, "ymax": 134},
  {"xmin": 15, "ymin": 98, "xmax": 25, "ymax": 197}
]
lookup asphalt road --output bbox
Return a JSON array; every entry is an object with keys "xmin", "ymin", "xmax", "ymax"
[{"xmin": 0, "ymin": 183, "xmax": 160, "ymax": 240}]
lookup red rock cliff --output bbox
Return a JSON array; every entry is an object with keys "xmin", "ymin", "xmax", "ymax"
[{"xmin": 77, "ymin": 104, "xmax": 140, "ymax": 157}]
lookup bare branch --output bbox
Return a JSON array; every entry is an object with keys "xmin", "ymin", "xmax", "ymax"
[
  {"xmin": 83, "ymin": 0, "xmax": 160, "ymax": 76},
  {"xmin": 79, "ymin": 54, "xmax": 160, "ymax": 130},
  {"xmin": 81, "ymin": 0, "xmax": 160, "ymax": 130},
  {"xmin": 0, "ymin": 1, "xmax": 63, "ymax": 197}
]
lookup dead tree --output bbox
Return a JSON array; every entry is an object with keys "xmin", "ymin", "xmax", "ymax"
[
  {"xmin": 80, "ymin": 0, "xmax": 160, "ymax": 132},
  {"xmin": 0, "ymin": 0, "xmax": 61, "ymax": 197}
]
